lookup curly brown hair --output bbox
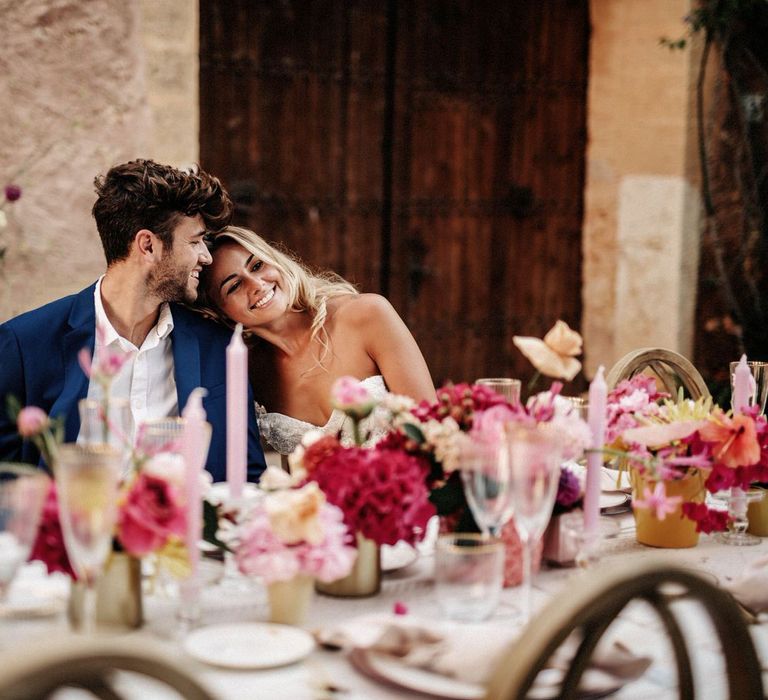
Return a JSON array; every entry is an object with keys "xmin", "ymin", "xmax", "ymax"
[{"xmin": 92, "ymin": 159, "xmax": 233, "ymax": 265}]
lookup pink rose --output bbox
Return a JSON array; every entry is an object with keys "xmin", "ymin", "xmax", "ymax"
[
  {"xmin": 17, "ymin": 406, "xmax": 50, "ymax": 437},
  {"xmin": 29, "ymin": 483, "xmax": 76, "ymax": 578},
  {"xmin": 331, "ymin": 376, "xmax": 375, "ymax": 418},
  {"xmin": 117, "ymin": 473, "xmax": 186, "ymax": 556}
]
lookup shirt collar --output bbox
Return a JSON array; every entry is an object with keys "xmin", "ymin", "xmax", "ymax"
[{"xmin": 93, "ymin": 275, "xmax": 175, "ymax": 349}]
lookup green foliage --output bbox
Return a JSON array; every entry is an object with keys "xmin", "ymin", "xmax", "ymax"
[{"xmin": 203, "ymin": 499, "xmax": 230, "ymax": 552}]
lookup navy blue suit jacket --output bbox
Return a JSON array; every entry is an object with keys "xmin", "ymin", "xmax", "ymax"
[{"xmin": 0, "ymin": 284, "xmax": 266, "ymax": 482}]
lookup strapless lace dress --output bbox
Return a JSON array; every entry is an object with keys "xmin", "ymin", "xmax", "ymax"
[{"xmin": 257, "ymin": 375, "xmax": 390, "ymax": 455}]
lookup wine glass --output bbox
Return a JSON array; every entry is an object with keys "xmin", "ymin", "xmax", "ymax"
[
  {"xmin": 55, "ymin": 444, "xmax": 121, "ymax": 633},
  {"xmin": 0, "ymin": 465, "xmax": 50, "ymax": 600},
  {"xmin": 505, "ymin": 424, "xmax": 563, "ymax": 624},
  {"xmin": 460, "ymin": 435, "xmax": 515, "ymax": 538},
  {"xmin": 79, "ymin": 398, "xmax": 133, "ymax": 477},
  {"xmin": 476, "ymin": 378, "xmax": 522, "ymax": 405}
]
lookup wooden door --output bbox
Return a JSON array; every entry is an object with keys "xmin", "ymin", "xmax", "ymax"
[{"xmin": 200, "ymin": 0, "xmax": 589, "ymax": 386}]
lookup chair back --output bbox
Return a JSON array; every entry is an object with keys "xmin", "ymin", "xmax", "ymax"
[
  {"xmin": 485, "ymin": 558, "xmax": 763, "ymax": 699},
  {"xmin": 0, "ymin": 635, "xmax": 215, "ymax": 700},
  {"xmin": 605, "ymin": 347, "xmax": 710, "ymax": 399}
]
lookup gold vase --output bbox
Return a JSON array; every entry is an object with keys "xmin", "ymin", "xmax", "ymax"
[
  {"xmin": 69, "ymin": 552, "xmax": 143, "ymax": 630},
  {"xmin": 315, "ymin": 533, "xmax": 381, "ymax": 597},
  {"xmin": 267, "ymin": 575, "xmax": 314, "ymax": 625},
  {"xmin": 631, "ymin": 470, "xmax": 705, "ymax": 548}
]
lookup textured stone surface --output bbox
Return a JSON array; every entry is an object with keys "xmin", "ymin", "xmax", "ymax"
[
  {"xmin": 0, "ymin": 0, "xmax": 198, "ymax": 321},
  {"xmin": 582, "ymin": 0, "xmax": 702, "ymax": 377}
]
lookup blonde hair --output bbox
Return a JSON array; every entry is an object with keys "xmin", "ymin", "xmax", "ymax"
[{"xmin": 198, "ymin": 226, "xmax": 358, "ymax": 365}]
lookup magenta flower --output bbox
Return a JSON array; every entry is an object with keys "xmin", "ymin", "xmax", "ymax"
[
  {"xmin": 393, "ymin": 601, "xmax": 409, "ymax": 615},
  {"xmin": 17, "ymin": 406, "xmax": 49, "ymax": 437},
  {"xmin": 4, "ymin": 184, "xmax": 21, "ymax": 202},
  {"xmin": 632, "ymin": 482, "xmax": 682, "ymax": 521},
  {"xmin": 78, "ymin": 324, "xmax": 131, "ymax": 384}
]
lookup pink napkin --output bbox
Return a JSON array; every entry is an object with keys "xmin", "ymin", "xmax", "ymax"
[{"xmin": 317, "ymin": 614, "xmax": 651, "ymax": 690}]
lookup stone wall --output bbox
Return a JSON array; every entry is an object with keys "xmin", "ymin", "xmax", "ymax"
[
  {"xmin": 0, "ymin": 0, "xmax": 198, "ymax": 322},
  {"xmin": 582, "ymin": 0, "xmax": 702, "ymax": 376}
]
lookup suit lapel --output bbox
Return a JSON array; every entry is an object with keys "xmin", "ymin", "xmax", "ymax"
[
  {"xmin": 171, "ymin": 309, "xmax": 201, "ymax": 413},
  {"xmin": 57, "ymin": 285, "xmax": 97, "ymax": 441}
]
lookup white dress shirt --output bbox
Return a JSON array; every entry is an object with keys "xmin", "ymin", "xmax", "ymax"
[{"xmin": 80, "ymin": 277, "xmax": 179, "ymax": 444}]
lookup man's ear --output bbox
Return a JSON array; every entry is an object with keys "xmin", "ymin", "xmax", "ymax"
[{"xmin": 135, "ymin": 229, "xmax": 162, "ymax": 261}]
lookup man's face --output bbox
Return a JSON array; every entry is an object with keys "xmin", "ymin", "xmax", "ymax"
[{"xmin": 148, "ymin": 214, "xmax": 212, "ymax": 303}]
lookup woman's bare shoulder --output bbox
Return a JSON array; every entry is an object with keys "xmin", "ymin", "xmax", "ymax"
[{"xmin": 329, "ymin": 293, "xmax": 395, "ymax": 324}]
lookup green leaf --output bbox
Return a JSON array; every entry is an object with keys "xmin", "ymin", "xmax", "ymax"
[
  {"xmin": 403, "ymin": 422, "xmax": 425, "ymax": 444},
  {"xmin": 202, "ymin": 500, "xmax": 230, "ymax": 552}
]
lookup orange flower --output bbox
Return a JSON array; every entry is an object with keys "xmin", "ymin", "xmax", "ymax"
[{"xmin": 699, "ymin": 410, "xmax": 760, "ymax": 468}]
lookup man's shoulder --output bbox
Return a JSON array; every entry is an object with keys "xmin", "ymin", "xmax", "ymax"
[{"xmin": 2, "ymin": 287, "xmax": 91, "ymax": 338}]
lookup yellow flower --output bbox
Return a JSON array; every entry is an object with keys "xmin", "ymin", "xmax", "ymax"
[
  {"xmin": 155, "ymin": 536, "xmax": 191, "ymax": 579},
  {"xmin": 513, "ymin": 320, "xmax": 582, "ymax": 381}
]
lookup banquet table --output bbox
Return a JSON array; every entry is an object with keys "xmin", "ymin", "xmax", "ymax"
[{"xmin": 3, "ymin": 514, "xmax": 768, "ymax": 700}]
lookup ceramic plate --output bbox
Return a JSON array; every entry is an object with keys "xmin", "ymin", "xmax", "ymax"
[
  {"xmin": 599, "ymin": 492, "xmax": 630, "ymax": 511},
  {"xmin": 381, "ymin": 542, "xmax": 419, "ymax": 572},
  {"xmin": 184, "ymin": 622, "xmax": 315, "ymax": 669},
  {"xmin": 350, "ymin": 649, "xmax": 485, "ymax": 699}
]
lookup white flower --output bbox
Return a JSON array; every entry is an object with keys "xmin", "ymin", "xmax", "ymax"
[
  {"xmin": 143, "ymin": 452, "xmax": 186, "ymax": 487},
  {"xmin": 381, "ymin": 393, "xmax": 416, "ymax": 414},
  {"xmin": 421, "ymin": 417, "xmax": 462, "ymax": 473},
  {"xmin": 259, "ymin": 465, "xmax": 295, "ymax": 491}
]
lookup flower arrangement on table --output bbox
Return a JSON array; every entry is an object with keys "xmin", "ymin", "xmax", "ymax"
[
  {"xmin": 11, "ymin": 331, "xmax": 194, "ymax": 580},
  {"xmin": 606, "ymin": 374, "xmax": 768, "ymax": 536}
]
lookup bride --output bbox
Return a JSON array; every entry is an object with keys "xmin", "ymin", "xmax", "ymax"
[{"xmin": 198, "ymin": 226, "xmax": 435, "ymax": 455}]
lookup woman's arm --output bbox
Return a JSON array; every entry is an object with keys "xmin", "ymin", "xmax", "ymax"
[{"xmin": 344, "ymin": 294, "xmax": 436, "ymax": 402}]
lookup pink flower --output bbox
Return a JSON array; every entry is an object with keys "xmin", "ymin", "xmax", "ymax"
[
  {"xmin": 117, "ymin": 473, "xmax": 186, "ymax": 556},
  {"xmin": 700, "ymin": 410, "xmax": 761, "ymax": 469},
  {"xmin": 16, "ymin": 406, "xmax": 49, "ymax": 437},
  {"xmin": 331, "ymin": 376, "xmax": 375, "ymax": 418},
  {"xmin": 393, "ymin": 601, "xmax": 409, "ymax": 615},
  {"xmin": 28, "ymin": 483, "xmax": 76, "ymax": 578},
  {"xmin": 78, "ymin": 324, "xmax": 132, "ymax": 383},
  {"xmin": 632, "ymin": 482, "xmax": 682, "ymax": 521}
]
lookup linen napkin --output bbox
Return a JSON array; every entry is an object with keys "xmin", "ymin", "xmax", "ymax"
[
  {"xmin": 724, "ymin": 554, "xmax": 768, "ymax": 616},
  {"xmin": 562, "ymin": 461, "xmax": 630, "ymax": 493},
  {"xmin": 317, "ymin": 614, "xmax": 651, "ymax": 691}
]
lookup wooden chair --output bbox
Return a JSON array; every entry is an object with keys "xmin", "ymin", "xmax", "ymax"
[
  {"xmin": 605, "ymin": 347, "xmax": 710, "ymax": 400},
  {"xmin": 484, "ymin": 558, "xmax": 763, "ymax": 699},
  {"xmin": 0, "ymin": 635, "xmax": 215, "ymax": 700}
]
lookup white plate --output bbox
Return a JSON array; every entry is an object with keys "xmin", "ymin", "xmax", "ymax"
[
  {"xmin": 184, "ymin": 622, "xmax": 315, "ymax": 669},
  {"xmin": 381, "ymin": 542, "xmax": 419, "ymax": 572},
  {"xmin": 350, "ymin": 649, "xmax": 484, "ymax": 699},
  {"xmin": 599, "ymin": 492, "xmax": 630, "ymax": 511}
]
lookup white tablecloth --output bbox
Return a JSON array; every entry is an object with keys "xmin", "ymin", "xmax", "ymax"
[{"xmin": 4, "ymin": 517, "xmax": 768, "ymax": 699}]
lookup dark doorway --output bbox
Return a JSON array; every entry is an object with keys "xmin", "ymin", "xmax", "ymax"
[{"xmin": 200, "ymin": 0, "xmax": 589, "ymax": 385}]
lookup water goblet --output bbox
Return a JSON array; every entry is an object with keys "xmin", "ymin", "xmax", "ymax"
[
  {"xmin": 476, "ymin": 378, "xmax": 522, "ymax": 405},
  {"xmin": 55, "ymin": 444, "xmax": 121, "ymax": 633},
  {"xmin": 79, "ymin": 398, "xmax": 133, "ymax": 477},
  {"xmin": 460, "ymin": 436, "xmax": 514, "ymax": 538},
  {"xmin": 505, "ymin": 424, "xmax": 563, "ymax": 624},
  {"xmin": 720, "ymin": 362, "xmax": 767, "ymax": 546},
  {"xmin": 0, "ymin": 465, "xmax": 50, "ymax": 601}
]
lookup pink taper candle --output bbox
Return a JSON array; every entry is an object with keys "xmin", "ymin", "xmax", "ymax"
[
  {"xmin": 181, "ymin": 388, "xmax": 208, "ymax": 582},
  {"xmin": 227, "ymin": 323, "xmax": 247, "ymax": 500},
  {"xmin": 584, "ymin": 365, "xmax": 607, "ymax": 534},
  {"xmin": 733, "ymin": 354, "xmax": 753, "ymax": 413}
]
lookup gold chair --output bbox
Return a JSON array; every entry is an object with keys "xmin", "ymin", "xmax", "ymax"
[
  {"xmin": 485, "ymin": 559, "xmax": 763, "ymax": 699},
  {"xmin": 605, "ymin": 347, "xmax": 710, "ymax": 400},
  {"xmin": 0, "ymin": 635, "xmax": 215, "ymax": 700}
]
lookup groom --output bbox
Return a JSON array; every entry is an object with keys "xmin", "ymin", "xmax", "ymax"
[{"xmin": 0, "ymin": 159, "xmax": 266, "ymax": 482}]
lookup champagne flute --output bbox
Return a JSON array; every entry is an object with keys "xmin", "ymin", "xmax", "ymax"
[
  {"xmin": 505, "ymin": 424, "xmax": 563, "ymax": 624},
  {"xmin": 460, "ymin": 436, "xmax": 515, "ymax": 538},
  {"xmin": 55, "ymin": 444, "xmax": 121, "ymax": 633}
]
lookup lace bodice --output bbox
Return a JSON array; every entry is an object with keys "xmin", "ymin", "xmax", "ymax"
[{"xmin": 257, "ymin": 375, "xmax": 390, "ymax": 455}]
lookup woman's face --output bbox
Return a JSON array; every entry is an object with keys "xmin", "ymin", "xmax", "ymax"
[{"xmin": 206, "ymin": 241, "xmax": 289, "ymax": 327}]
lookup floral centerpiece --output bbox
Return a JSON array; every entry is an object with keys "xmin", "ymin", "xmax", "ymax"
[
  {"xmin": 607, "ymin": 374, "xmax": 768, "ymax": 545},
  {"xmin": 220, "ymin": 476, "xmax": 356, "ymax": 622}
]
